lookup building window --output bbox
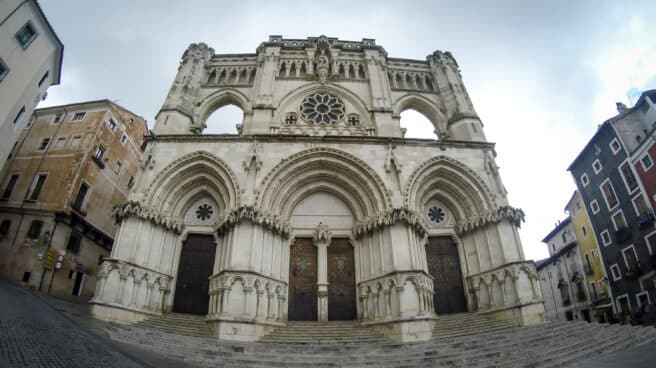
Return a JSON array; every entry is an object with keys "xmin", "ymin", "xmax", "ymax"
[
  {"xmin": 601, "ymin": 229, "xmax": 611, "ymax": 246},
  {"xmin": 93, "ymin": 146, "xmax": 105, "ymax": 160},
  {"xmin": 66, "ymin": 231, "xmax": 82, "ymax": 254},
  {"xmin": 70, "ymin": 135, "xmax": 81, "ymax": 147},
  {"xmin": 610, "ymin": 139, "xmax": 621, "ymax": 154},
  {"xmin": 0, "ymin": 58, "xmax": 8, "ymax": 83},
  {"xmin": 38, "ymin": 70, "xmax": 49, "ymax": 87},
  {"xmin": 610, "ymin": 264, "xmax": 621, "ymax": 281},
  {"xmin": 592, "ymin": 159, "xmax": 602, "ymax": 174},
  {"xmin": 2, "ymin": 175, "xmax": 19, "ymax": 199},
  {"xmin": 633, "ymin": 194, "xmax": 650, "ymax": 216},
  {"xmin": 13, "ymin": 106, "xmax": 26, "ymax": 125},
  {"xmin": 107, "ymin": 119, "xmax": 117, "ymax": 132},
  {"xmin": 641, "ymin": 154, "xmax": 653, "ymax": 171},
  {"xmin": 646, "ymin": 232, "xmax": 656, "ymax": 254},
  {"xmin": 115, "ymin": 161, "xmax": 122, "ymax": 174},
  {"xmin": 612, "ymin": 211, "xmax": 627, "ymax": 230},
  {"xmin": 71, "ymin": 112, "xmax": 86, "ymax": 122},
  {"xmin": 27, "ymin": 220, "xmax": 43, "ymax": 239},
  {"xmin": 37, "ymin": 138, "xmax": 51, "ymax": 151},
  {"xmin": 54, "ymin": 137, "xmax": 66, "ymax": 149},
  {"xmin": 15, "ymin": 22, "xmax": 38, "ymax": 49},
  {"xmin": 28, "ymin": 174, "xmax": 47, "ymax": 201},
  {"xmin": 53, "ymin": 113, "xmax": 63, "ymax": 124},
  {"xmin": 73, "ymin": 183, "xmax": 89, "ymax": 211},
  {"xmin": 581, "ymin": 225, "xmax": 587, "ymax": 237},
  {"xmin": 622, "ymin": 245, "xmax": 640, "ymax": 273},
  {"xmin": 590, "ymin": 200, "xmax": 600, "ymax": 214},
  {"xmin": 637, "ymin": 293, "xmax": 650, "ymax": 313},
  {"xmin": 127, "ymin": 176, "xmax": 134, "ymax": 189},
  {"xmin": 600, "ymin": 180, "xmax": 618, "ymax": 210},
  {"xmin": 619, "ymin": 162, "xmax": 638, "ymax": 193},
  {"xmin": 0, "ymin": 219, "xmax": 11, "ymax": 236},
  {"xmin": 120, "ymin": 133, "xmax": 127, "ymax": 144},
  {"xmin": 580, "ymin": 173, "xmax": 589, "ymax": 187}
]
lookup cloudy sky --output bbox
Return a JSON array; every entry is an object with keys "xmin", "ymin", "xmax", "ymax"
[{"xmin": 38, "ymin": 0, "xmax": 656, "ymax": 260}]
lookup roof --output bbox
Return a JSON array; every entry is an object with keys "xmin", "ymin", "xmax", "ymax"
[
  {"xmin": 35, "ymin": 99, "xmax": 148, "ymax": 130},
  {"xmin": 541, "ymin": 216, "xmax": 572, "ymax": 243},
  {"xmin": 535, "ymin": 242, "xmax": 577, "ymax": 270}
]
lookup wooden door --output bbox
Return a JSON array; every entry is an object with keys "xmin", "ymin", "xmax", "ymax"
[
  {"xmin": 288, "ymin": 238, "xmax": 318, "ymax": 321},
  {"xmin": 328, "ymin": 238, "xmax": 356, "ymax": 320},
  {"xmin": 172, "ymin": 234, "xmax": 216, "ymax": 315},
  {"xmin": 426, "ymin": 236, "xmax": 467, "ymax": 314}
]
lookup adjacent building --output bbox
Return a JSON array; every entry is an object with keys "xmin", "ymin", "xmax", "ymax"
[
  {"xmin": 565, "ymin": 190, "xmax": 613, "ymax": 322},
  {"xmin": 0, "ymin": 100, "xmax": 147, "ymax": 299},
  {"xmin": 0, "ymin": 0, "xmax": 63, "ymax": 168},
  {"xmin": 538, "ymin": 217, "xmax": 592, "ymax": 321},
  {"xmin": 568, "ymin": 91, "xmax": 656, "ymax": 322}
]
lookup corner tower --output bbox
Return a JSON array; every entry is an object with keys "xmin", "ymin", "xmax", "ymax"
[{"xmin": 91, "ymin": 36, "xmax": 544, "ymax": 342}]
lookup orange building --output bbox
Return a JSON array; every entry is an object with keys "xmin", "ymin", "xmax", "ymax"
[{"xmin": 0, "ymin": 99, "xmax": 147, "ymax": 299}]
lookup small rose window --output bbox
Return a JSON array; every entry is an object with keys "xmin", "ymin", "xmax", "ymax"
[
  {"xmin": 300, "ymin": 93, "xmax": 345, "ymax": 125},
  {"xmin": 196, "ymin": 203, "xmax": 214, "ymax": 221}
]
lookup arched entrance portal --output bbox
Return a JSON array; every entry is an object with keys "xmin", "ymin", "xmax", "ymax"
[
  {"xmin": 287, "ymin": 192, "xmax": 356, "ymax": 321},
  {"xmin": 426, "ymin": 236, "xmax": 467, "ymax": 314},
  {"xmin": 172, "ymin": 234, "xmax": 216, "ymax": 315}
]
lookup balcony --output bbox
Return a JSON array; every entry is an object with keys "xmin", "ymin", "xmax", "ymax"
[
  {"xmin": 639, "ymin": 211, "xmax": 655, "ymax": 229},
  {"xmin": 614, "ymin": 228, "xmax": 631, "ymax": 243},
  {"xmin": 624, "ymin": 265, "xmax": 643, "ymax": 280},
  {"xmin": 583, "ymin": 263, "xmax": 593, "ymax": 276},
  {"xmin": 91, "ymin": 155, "xmax": 105, "ymax": 169}
]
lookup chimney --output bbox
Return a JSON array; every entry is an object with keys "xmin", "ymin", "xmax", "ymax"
[{"xmin": 616, "ymin": 102, "xmax": 629, "ymax": 114}]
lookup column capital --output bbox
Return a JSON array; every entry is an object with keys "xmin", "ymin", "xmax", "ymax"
[{"xmin": 312, "ymin": 222, "xmax": 332, "ymax": 247}]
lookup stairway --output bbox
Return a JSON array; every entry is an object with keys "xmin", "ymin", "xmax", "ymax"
[{"xmin": 107, "ymin": 313, "xmax": 656, "ymax": 368}]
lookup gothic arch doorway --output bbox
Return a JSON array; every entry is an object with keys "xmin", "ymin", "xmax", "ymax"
[
  {"xmin": 172, "ymin": 234, "xmax": 216, "ymax": 315},
  {"xmin": 426, "ymin": 236, "xmax": 467, "ymax": 314}
]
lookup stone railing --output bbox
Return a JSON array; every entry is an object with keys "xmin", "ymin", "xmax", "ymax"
[
  {"xmin": 207, "ymin": 270, "xmax": 287, "ymax": 323},
  {"xmin": 358, "ymin": 270, "xmax": 435, "ymax": 323},
  {"xmin": 90, "ymin": 259, "xmax": 173, "ymax": 315},
  {"xmin": 467, "ymin": 261, "xmax": 541, "ymax": 313}
]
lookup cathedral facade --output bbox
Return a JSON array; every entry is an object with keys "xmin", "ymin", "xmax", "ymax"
[{"xmin": 90, "ymin": 36, "xmax": 544, "ymax": 342}]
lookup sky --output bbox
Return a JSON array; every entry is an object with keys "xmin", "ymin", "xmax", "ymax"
[{"xmin": 38, "ymin": 0, "xmax": 656, "ymax": 260}]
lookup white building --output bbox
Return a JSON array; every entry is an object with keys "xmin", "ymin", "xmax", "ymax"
[
  {"xmin": 90, "ymin": 36, "xmax": 545, "ymax": 342},
  {"xmin": 0, "ymin": 0, "xmax": 63, "ymax": 168},
  {"xmin": 538, "ymin": 217, "xmax": 593, "ymax": 322}
]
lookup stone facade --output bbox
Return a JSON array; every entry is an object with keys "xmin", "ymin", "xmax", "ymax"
[
  {"xmin": 90, "ymin": 36, "xmax": 544, "ymax": 342},
  {"xmin": 0, "ymin": 100, "xmax": 147, "ymax": 300}
]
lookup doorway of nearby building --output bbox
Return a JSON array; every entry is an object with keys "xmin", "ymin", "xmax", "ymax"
[
  {"xmin": 172, "ymin": 234, "xmax": 216, "ymax": 315},
  {"xmin": 426, "ymin": 236, "xmax": 467, "ymax": 314},
  {"xmin": 327, "ymin": 238, "xmax": 356, "ymax": 320},
  {"xmin": 288, "ymin": 238, "xmax": 318, "ymax": 321},
  {"xmin": 72, "ymin": 271, "xmax": 84, "ymax": 296}
]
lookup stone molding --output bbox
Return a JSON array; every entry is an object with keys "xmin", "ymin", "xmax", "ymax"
[
  {"xmin": 312, "ymin": 222, "xmax": 332, "ymax": 244},
  {"xmin": 112, "ymin": 201, "xmax": 185, "ymax": 234},
  {"xmin": 215, "ymin": 205, "xmax": 292, "ymax": 238},
  {"xmin": 456, "ymin": 205, "xmax": 525, "ymax": 234},
  {"xmin": 467, "ymin": 261, "xmax": 541, "ymax": 313},
  {"xmin": 352, "ymin": 207, "xmax": 428, "ymax": 238}
]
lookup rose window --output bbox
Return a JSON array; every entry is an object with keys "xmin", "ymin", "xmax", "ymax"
[
  {"xmin": 300, "ymin": 93, "xmax": 345, "ymax": 125},
  {"xmin": 196, "ymin": 203, "xmax": 214, "ymax": 221},
  {"xmin": 428, "ymin": 206, "xmax": 445, "ymax": 224}
]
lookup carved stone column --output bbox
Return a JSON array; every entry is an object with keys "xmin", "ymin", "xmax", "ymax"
[
  {"xmin": 130, "ymin": 280, "xmax": 140, "ymax": 306},
  {"xmin": 361, "ymin": 295, "xmax": 369, "ymax": 320},
  {"xmin": 242, "ymin": 286, "xmax": 254, "ymax": 318},
  {"xmin": 117, "ymin": 275, "xmax": 127, "ymax": 303},
  {"xmin": 313, "ymin": 223, "xmax": 332, "ymax": 321},
  {"xmin": 498, "ymin": 280, "xmax": 508, "ymax": 306}
]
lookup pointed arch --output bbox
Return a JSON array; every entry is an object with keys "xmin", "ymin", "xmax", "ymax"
[
  {"xmin": 256, "ymin": 148, "xmax": 391, "ymax": 221},
  {"xmin": 393, "ymin": 93, "xmax": 447, "ymax": 138},
  {"xmin": 194, "ymin": 88, "xmax": 252, "ymax": 128},
  {"xmin": 145, "ymin": 151, "xmax": 241, "ymax": 218},
  {"xmin": 405, "ymin": 156, "xmax": 496, "ymax": 221}
]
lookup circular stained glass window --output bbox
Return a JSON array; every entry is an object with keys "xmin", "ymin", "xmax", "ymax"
[
  {"xmin": 428, "ymin": 206, "xmax": 445, "ymax": 224},
  {"xmin": 300, "ymin": 93, "xmax": 345, "ymax": 125},
  {"xmin": 196, "ymin": 203, "xmax": 214, "ymax": 221}
]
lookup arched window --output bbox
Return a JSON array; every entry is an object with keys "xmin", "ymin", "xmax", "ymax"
[
  {"xmin": 203, "ymin": 104, "xmax": 243, "ymax": 134},
  {"xmin": 400, "ymin": 109, "xmax": 436, "ymax": 139}
]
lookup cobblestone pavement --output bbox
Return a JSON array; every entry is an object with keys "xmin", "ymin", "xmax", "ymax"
[{"xmin": 0, "ymin": 279, "xmax": 147, "ymax": 368}]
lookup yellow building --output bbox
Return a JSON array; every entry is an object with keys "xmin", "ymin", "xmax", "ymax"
[{"xmin": 565, "ymin": 190, "xmax": 613, "ymax": 322}]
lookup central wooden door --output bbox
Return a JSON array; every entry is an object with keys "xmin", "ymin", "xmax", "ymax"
[
  {"xmin": 172, "ymin": 234, "xmax": 216, "ymax": 315},
  {"xmin": 288, "ymin": 238, "xmax": 318, "ymax": 321},
  {"xmin": 328, "ymin": 238, "xmax": 356, "ymax": 320},
  {"xmin": 426, "ymin": 236, "xmax": 467, "ymax": 314}
]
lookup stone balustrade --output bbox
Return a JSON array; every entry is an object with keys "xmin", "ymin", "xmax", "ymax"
[
  {"xmin": 358, "ymin": 270, "xmax": 435, "ymax": 324},
  {"xmin": 467, "ymin": 261, "xmax": 541, "ymax": 313},
  {"xmin": 207, "ymin": 270, "xmax": 287, "ymax": 323},
  {"xmin": 90, "ymin": 259, "xmax": 173, "ymax": 317}
]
